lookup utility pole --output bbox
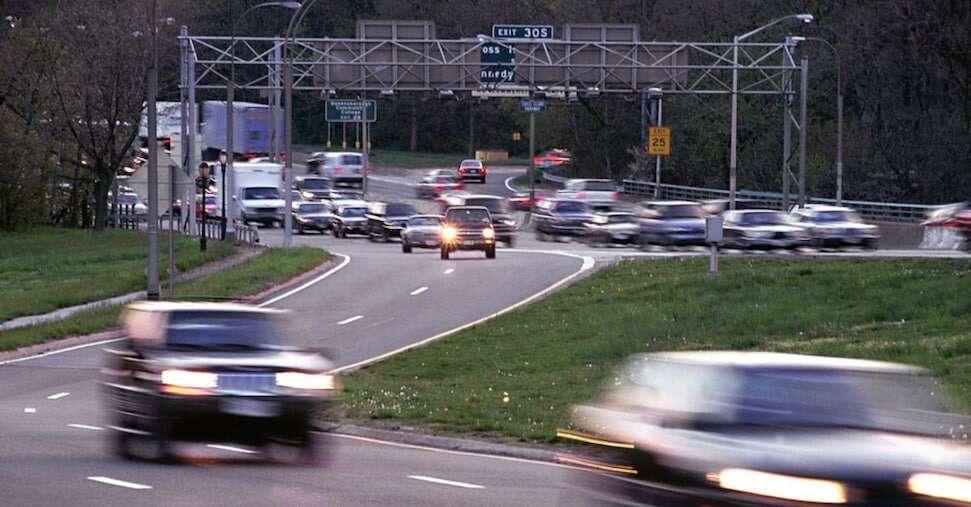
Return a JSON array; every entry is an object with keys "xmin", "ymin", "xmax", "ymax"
[
  {"xmin": 361, "ymin": 96, "xmax": 369, "ymax": 197},
  {"xmin": 797, "ymin": 56, "xmax": 809, "ymax": 209},
  {"xmin": 468, "ymin": 99, "xmax": 475, "ymax": 158},
  {"xmin": 146, "ymin": 0, "xmax": 160, "ymax": 301},
  {"xmin": 528, "ymin": 110, "xmax": 536, "ymax": 213},
  {"xmin": 168, "ymin": 163, "xmax": 175, "ymax": 296}
]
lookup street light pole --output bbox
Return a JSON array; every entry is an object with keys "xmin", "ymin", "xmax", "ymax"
[
  {"xmin": 800, "ymin": 36, "xmax": 844, "ymax": 205},
  {"xmin": 649, "ymin": 88, "xmax": 663, "ymax": 198},
  {"xmin": 146, "ymin": 0, "xmax": 160, "ymax": 301},
  {"xmin": 729, "ymin": 14, "xmax": 813, "ymax": 211},
  {"xmin": 283, "ymin": 0, "xmax": 318, "ymax": 248}
]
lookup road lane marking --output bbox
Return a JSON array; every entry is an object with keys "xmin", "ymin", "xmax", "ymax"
[
  {"xmin": 504, "ymin": 175, "xmax": 523, "ymax": 193},
  {"xmin": 408, "ymin": 475, "xmax": 484, "ymax": 489},
  {"xmin": 0, "ymin": 336, "xmax": 126, "ymax": 366},
  {"xmin": 23, "ymin": 407, "xmax": 36, "ymax": 413},
  {"xmin": 410, "ymin": 286, "xmax": 429, "ymax": 296},
  {"xmin": 47, "ymin": 392, "xmax": 70, "ymax": 400},
  {"xmin": 331, "ymin": 250, "xmax": 595, "ymax": 374},
  {"xmin": 337, "ymin": 315, "xmax": 364, "ymax": 326},
  {"xmin": 206, "ymin": 444, "xmax": 258, "ymax": 454},
  {"xmin": 443, "ymin": 268, "xmax": 455, "ymax": 275},
  {"xmin": 68, "ymin": 423, "xmax": 103, "ymax": 431},
  {"xmin": 87, "ymin": 476, "xmax": 153, "ymax": 490},
  {"xmin": 259, "ymin": 253, "xmax": 351, "ymax": 307}
]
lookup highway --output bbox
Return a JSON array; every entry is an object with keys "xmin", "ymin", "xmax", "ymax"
[{"xmin": 0, "ymin": 208, "xmax": 588, "ymax": 506}]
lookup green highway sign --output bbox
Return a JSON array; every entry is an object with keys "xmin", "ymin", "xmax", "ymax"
[
  {"xmin": 492, "ymin": 24, "xmax": 554, "ymax": 41},
  {"xmin": 480, "ymin": 43, "xmax": 515, "ymax": 64},
  {"xmin": 519, "ymin": 99, "xmax": 546, "ymax": 113},
  {"xmin": 325, "ymin": 100, "xmax": 377, "ymax": 123}
]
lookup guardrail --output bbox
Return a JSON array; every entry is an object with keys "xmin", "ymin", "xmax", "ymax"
[
  {"xmin": 621, "ymin": 180, "xmax": 937, "ymax": 223},
  {"xmin": 233, "ymin": 219, "xmax": 260, "ymax": 245}
]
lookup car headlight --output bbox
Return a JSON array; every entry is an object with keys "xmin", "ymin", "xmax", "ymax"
[
  {"xmin": 909, "ymin": 473, "xmax": 971, "ymax": 503},
  {"xmin": 441, "ymin": 225, "xmax": 457, "ymax": 242},
  {"xmin": 160, "ymin": 369, "xmax": 218, "ymax": 389},
  {"xmin": 501, "ymin": 219, "xmax": 516, "ymax": 226},
  {"xmin": 744, "ymin": 231, "xmax": 771, "ymax": 238},
  {"xmin": 276, "ymin": 372, "xmax": 336, "ymax": 390},
  {"xmin": 302, "ymin": 191, "xmax": 314, "ymax": 199},
  {"xmin": 714, "ymin": 468, "xmax": 847, "ymax": 504},
  {"xmin": 482, "ymin": 228, "xmax": 495, "ymax": 239}
]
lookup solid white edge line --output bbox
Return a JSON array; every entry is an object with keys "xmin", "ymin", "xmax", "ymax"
[
  {"xmin": 337, "ymin": 315, "xmax": 364, "ymax": 326},
  {"xmin": 47, "ymin": 392, "xmax": 70, "ymax": 400},
  {"xmin": 330, "ymin": 250, "xmax": 594, "ymax": 374},
  {"xmin": 206, "ymin": 444, "xmax": 258, "ymax": 454},
  {"xmin": 259, "ymin": 253, "xmax": 351, "ymax": 307},
  {"xmin": 330, "ymin": 433, "xmax": 579, "ymax": 471},
  {"xmin": 408, "ymin": 475, "xmax": 485, "ymax": 489},
  {"xmin": 0, "ymin": 253, "xmax": 352, "ymax": 367},
  {"xmin": 504, "ymin": 175, "xmax": 523, "ymax": 193},
  {"xmin": 68, "ymin": 423, "xmax": 104, "ymax": 431},
  {"xmin": 87, "ymin": 476, "xmax": 153, "ymax": 490},
  {"xmin": 409, "ymin": 286, "xmax": 429, "ymax": 296}
]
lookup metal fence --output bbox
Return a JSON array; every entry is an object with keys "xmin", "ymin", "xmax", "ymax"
[
  {"xmin": 233, "ymin": 220, "xmax": 260, "ymax": 245},
  {"xmin": 621, "ymin": 180, "xmax": 937, "ymax": 223}
]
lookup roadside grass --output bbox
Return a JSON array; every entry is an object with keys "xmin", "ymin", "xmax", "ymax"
[
  {"xmin": 341, "ymin": 258, "xmax": 971, "ymax": 443},
  {"xmin": 0, "ymin": 227, "xmax": 235, "ymax": 322},
  {"xmin": 0, "ymin": 246, "xmax": 328, "ymax": 352}
]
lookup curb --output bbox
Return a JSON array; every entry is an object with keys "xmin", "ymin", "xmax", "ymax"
[
  {"xmin": 315, "ymin": 422, "xmax": 558, "ymax": 463},
  {"xmin": 0, "ymin": 249, "xmax": 335, "ymax": 363}
]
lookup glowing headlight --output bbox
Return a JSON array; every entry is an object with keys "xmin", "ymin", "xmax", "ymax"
[
  {"xmin": 302, "ymin": 191, "xmax": 315, "ymax": 199},
  {"xmin": 276, "ymin": 372, "xmax": 336, "ymax": 390},
  {"xmin": 441, "ymin": 226, "xmax": 458, "ymax": 242},
  {"xmin": 909, "ymin": 473, "xmax": 971, "ymax": 503},
  {"xmin": 482, "ymin": 228, "xmax": 495, "ymax": 239},
  {"xmin": 160, "ymin": 369, "xmax": 218, "ymax": 389},
  {"xmin": 715, "ymin": 468, "xmax": 847, "ymax": 504}
]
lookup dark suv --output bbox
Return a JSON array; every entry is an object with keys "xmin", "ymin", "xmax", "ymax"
[
  {"xmin": 102, "ymin": 302, "xmax": 337, "ymax": 462},
  {"xmin": 366, "ymin": 202, "xmax": 416, "ymax": 242},
  {"xmin": 440, "ymin": 194, "xmax": 516, "ymax": 247},
  {"xmin": 440, "ymin": 206, "xmax": 496, "ymax": 260},
  {"xmin": 293, "ymin": 176, "xmax": 331, "ymax": 201}
]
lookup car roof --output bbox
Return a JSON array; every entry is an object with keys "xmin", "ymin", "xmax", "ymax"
[
  {"xmin": 599, "ymin": 211, "xmax": 636, "ymax": 216},
  {"xmin": 455, "ymin": 194, "xmax": 503, "ymax": 200},
  {"xmin": 569, "ymin": 178, "xmax": 612, "ymax": 183},
  {"xmin": 333, "ymin": 200, "xmax": 367, "ymax": 207},
  {"xmin": 446, "ymin": 205, "xmax": 490, "ymax": 212},
  {"xmin": 801, "ymin": 204, "xmax": 854, "ymax": 212},
  {"xmin": 642, "ymin": 351, "xmax": 926, "ymax": 374},
  {"xmin": 460, "ymin": 159, "xmax": 481, "ymax": 163},
  {"xmin": 641, "ymin": 200, "xmax": 699, "ymax": 206},
  {"xmin": 408, "ymin": 214, "xmax": 442, "ymax": 220},
  {"xmin": 731, "ymin": 209, "xmax": 782, "ymax": 214},
  {"xmin": 127, "ymin": 301, "xmax": 285, "ymax": 315},
  {"xmin": 325, "ymin": 151, "xmax": 361, "ymax": 156}
]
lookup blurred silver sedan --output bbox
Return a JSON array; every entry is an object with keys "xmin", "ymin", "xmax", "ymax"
[
  {"xmin": 789, "ymin": 205, "xmax": 880, "ymax": 249},
  {"xmin": 400, "ymin": 214, "xmax": 442, "ymax": 253}
]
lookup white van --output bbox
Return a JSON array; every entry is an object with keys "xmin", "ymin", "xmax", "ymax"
[
  {"xmin": 231, "ymin": 162, "xmax": 284, "ymax": 226},
  {"xmin": 318, "ymin": 152, "xmax": 364, "ymax": 187}
]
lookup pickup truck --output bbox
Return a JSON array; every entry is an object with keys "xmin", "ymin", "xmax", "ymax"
[{"xmin": 554, "ymin": 179, "xmax": 621, "ymax": 210}]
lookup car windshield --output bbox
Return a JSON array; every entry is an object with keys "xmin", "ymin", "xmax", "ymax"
[
  {"xmin": 243, "ymin": 187, "xmax": 280, "ymax": 200},
  {"xmin": 409, "ymin": 217, "xmax": 440, "ymax": 226},
  {"xmin": 582, "ymin": 180, "xmax": 617, "ymax": 191},
  {"xmin": 387, "ymin": 203, "xmax": 416, "ymax": 216},
  {"xmin": 446, "ymin": 208, "xmax": 491, "ymax": 225},
  {"xmin": 659, "ymin": 204, "xmax": 703, "ymax": 218},
  {"xmin": 608, "ymin": 214, "xmax": 637, "ymax": 224},
  {"xmin": 556, "ymin": 201, "xmax": 590, "ymax": 213},
  {"xmin": 733, "ymin": 369, "xmax": 959, "ymax": 435},
  {"xmin": 301, "ymin": 179, "xmax": 329, "ymax": 190},
  {"xmin": 341, "ymin": 207, "xmax": 366, "ymax": 217},
  {"xmin": 298, "ymin": 203, "xmax": 328, "ymax": 214},
  {"xmin": 464, "ymin": 198, "xmax": 507, "ymax": 213},
  {"xmin": 814, "ymin": 210, "xmax": 861, "ymax": 223},
  {"xmin": 340, "ymin": 154, "xmax": 363, "ymax": 165},
  {"xmin": 165, "ymin": 311, "xmax": 281, "ymax": 350},
  {"xmin": 331, "ymin": 192, "xmax": 361, "ymax": 199},
  {"xmin": 740, "ymin": 212, "xmax": 785, "ymax": 226}
]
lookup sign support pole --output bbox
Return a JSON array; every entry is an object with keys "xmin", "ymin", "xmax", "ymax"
[
  {"xmin": 528, "ymin": 110, "xmax": 535, "ymax": 214},
  {"xmin": 797, "ymin": 56, "xmax": 809, "ymax": 209},
  {"xmin": 361, "ymin": 95, "xmax": 369, "ymax": 197},
  {"xmin": 654, "ymin": 95, "xmax": 663, "ymax": 198}
]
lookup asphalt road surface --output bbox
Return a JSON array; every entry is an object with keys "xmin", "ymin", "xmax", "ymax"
[{"xmin": 0, "ymin": 228, "xmax": 588, "ymax": 506}]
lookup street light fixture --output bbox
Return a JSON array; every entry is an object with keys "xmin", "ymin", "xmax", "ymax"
[
  {"xmin": 799, "ymin": 35, "xmax": 844, "ymax": 205},
  {"xmin": 729, "ymin": 14, "xmax": 813, "ymax": 210},
  {"xmin": 227, "ymin": 1, "xmax": 301, "ymax": 243}
]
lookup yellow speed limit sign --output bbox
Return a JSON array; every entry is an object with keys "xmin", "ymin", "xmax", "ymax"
[{"xmin": 648, "ymin": 126, "xmax": 671, "ymax": 156}]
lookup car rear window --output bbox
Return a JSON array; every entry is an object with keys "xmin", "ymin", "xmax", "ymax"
[
  {"xmin": 341, "ymin": 207, "xmax": 366, "ymax": 217},
  {"xmin": 387, "ymin": 203, "xmax": 416, "ymax": 216},
  {"xmin": 659, "ymin": 204, "xmax": 703, "ymax": 218},
  {"xmin": 446, "ymin": 208, "xmax": 491, "ymax": 224},
  {"xmin": 301, "ymin": 179, "xmax": 329, "ymax": 190},
  {"xmin": 582, "ymin": 180, "xmax": 617, "ymax": 191},
  {"xmin": 298, "ymin": 203, "xmax": 328, "ymax": 214},
  {"xmin": 464, "ymin": 198, "xmax": 507, "ymax": 213},
  {"xmin": 462, "ymin": 161, "xmax": 482, "ymax": 167},
  {"xmin": 339, "ymin": 155, "xmax": 363, "ymax": 165},
  {"xmin": 608, "ymin": 214, "xmax": 637, "ymax": 224},
  {"xmin": 739, "ymin": 212, "xmax": 785, "ymax": 226}
]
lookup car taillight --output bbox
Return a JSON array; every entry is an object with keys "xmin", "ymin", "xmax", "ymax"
[
  {"xmin": 434, "ymin": 185, "xmax": 444, "ymax": 192},
  {"xmin": 577, "ymin": 192, "xmax": 587, "ymax": 199},
  {"xmin": 456, "ymin": 182, "xmax": 464, "ymax": 189},
  {"xmin": 333, "ymin": 167, "xmax": 343, "ymax": 174},
  {"xmin": 458, "ymin": 167, "xmax": 466, "ymax": 173},
  {"xmin": 611, "ymin": 192, "xmax": 620, "ymax": 200}
]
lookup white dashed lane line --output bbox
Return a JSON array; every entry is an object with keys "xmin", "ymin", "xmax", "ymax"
[
  {"xmin": 410, "ymin": 286, "xmax": 429, "ymax": 296},
  {"xmin": 87, "ymin": 476, "xmax": 153, "ymax": 490},
  {"xmin": 23, "ymin": 408, "xmax": 36, "ymax": 413},
  {"xmin": 47, "ymin": 392, "xmax": 70, "ymax": 400},
  {"xmin": 206, "ymin": 444, "xmax": 258, "ymax": 454},
  {"xmin": 67, "ymin": 424, "xmax": 103, "ymax": 431},
  {"xmin": 443, "ymin": 268, "xmax": 455, "ymax": 275},
  {"xmin": 407, "ymin": 475, "xmax": 485, "ymax": 489},
  {"xmin": 337, "ymin": 315, "xmax": 364, "ymax": 326}
]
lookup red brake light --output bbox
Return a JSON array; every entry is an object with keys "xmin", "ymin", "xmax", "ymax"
[
  {"xmin": 333, "ymin": 167, "xmax": 343, "ymax": 174},
  {"xmin": 434, "ymin": 185, "xmax": 444, "ymax": 192},
  {"xmin": 611, "ymin": 192, "xmax": 620, "ymax": 200},
  {"xmin": 458, "ymin": 167, "xmax": 466, "ymax": 173},
  {"xmin": 577, "ymin": 192, "xmax": 587, "ymax": 199}
]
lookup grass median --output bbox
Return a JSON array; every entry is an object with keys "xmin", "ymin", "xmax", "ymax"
[
  {"xmin": 0, "ymin": 246, "xmax": 328, "ymax": 352},
  {"xmin": 341, "ymin": 258, "xmax": 971, "ymax": 443},
  {"xmin": 0, "ymin": 227, "xmax": 236, "ymax": 322}
]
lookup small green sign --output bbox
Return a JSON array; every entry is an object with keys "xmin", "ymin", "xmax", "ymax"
[{"xmin": 326, "ymin": 100, "xmax": 377, "ymax": 123}]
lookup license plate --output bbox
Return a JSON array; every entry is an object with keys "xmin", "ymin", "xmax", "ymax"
[
  {"xmin": 426, "ymin": 240, "xmax": 438, "ymax": 246},
  {"xmin": 469, "ymin": 169, "xmax": 478, "ymax": 173},
  {"xmin": 463, "ymin": 240, "xmax": 474, "ymax": 246},
  {"xmin": 221, "ymin": 399, "xmax": 279, "ymax": 418}
]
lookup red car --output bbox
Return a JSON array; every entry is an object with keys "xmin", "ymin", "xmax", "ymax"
[
  {"xmin": 195, "ymin": 194, "xmax": 218, "ymax": 217},
  {"xmin": 531, "ymin": 149, "xmax": 571, "ymax": 168},
  {"xmin": 508, "ymin": 191, "xmax": 547, "ymax": 211},
  {"xmin": 457, "ymin": 159, "xmax": 487, "ymax": 183}
]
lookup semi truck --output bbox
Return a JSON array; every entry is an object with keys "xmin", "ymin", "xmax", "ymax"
[{"xmin": 140, "ymin": 101, "xmax": 284, "ymax": 161}]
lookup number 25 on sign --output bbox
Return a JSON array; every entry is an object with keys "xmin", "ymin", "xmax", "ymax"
[{"xmin": 648, "ymin": 127, "xmax": 671, "ymax": 156}]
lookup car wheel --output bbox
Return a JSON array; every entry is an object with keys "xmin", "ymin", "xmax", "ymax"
[
  {"xmin": 112, "ymin": 427, "xmax": 135, "ymax": 460},
  {"xmin": 382, "ymin": 230, "xmax": 389, "ymax": 243},
  {"xmin": 481, "ymin": 177, "xmax": 487, "ymax": 184},
  {"xmin": 402, "ymin": 242, "xmax": 412, "ymax": 253},
  {"xmin": 440, "ymin": 247, "xmax": 449, "ymax": 260},
  {"xmin": 485, "ymin": 246, "xmax": 496, "ymax": 259},
  {"xmin": 536, "ymin": 230, "xmax": 548, "ymax": 242},
  {"xmin": 297, "ymin": 224, "xmax": 305, "ymax": 235},
  {"xmin": 332, "ymin": 226, "xmax": 340, "ymax": 237},
  {"xmin": 505, "ymin": 237, "xmax": 515, "ymax": 248}
]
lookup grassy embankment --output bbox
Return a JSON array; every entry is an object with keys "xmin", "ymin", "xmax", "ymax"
[
  {"xmin": 342, "ymin": 258, "xmax": 971, "ymax": 443},
  {"xmin": 0, "ymin": 242, "xmax": 328, "ymax": 351}
]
